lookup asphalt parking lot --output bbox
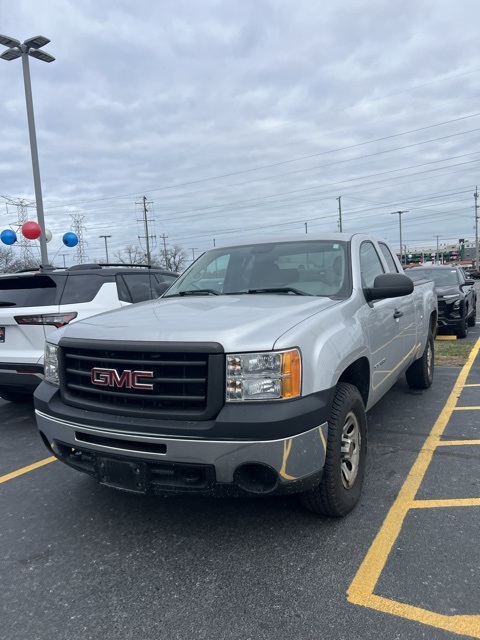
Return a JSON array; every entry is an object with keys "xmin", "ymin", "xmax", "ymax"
[{"xmin": 1, "ymin": 330, "xmax": 479, "ymax": 640}]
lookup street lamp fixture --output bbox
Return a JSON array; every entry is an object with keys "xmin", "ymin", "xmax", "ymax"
[{"xmin": 0, "ymin": 34, "xmax": 55, "ymax": 267}]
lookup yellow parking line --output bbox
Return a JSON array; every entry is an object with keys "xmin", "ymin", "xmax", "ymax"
[
  {"xmin": 411, "ymin": 498, "xmax": 480, "ymax": 509},
  {"xmin": 437, "ymin": 440, "xmax": 480, "ymax": 446},
  {"xmin": 0, "ymin": 457, "xmax": 56, "ymax": 484},
  {"xmin": 453, "ymin": 406, "xmax": 480, "ymax": 411},
  {"xmin": 348, "ymin": 337, "xmax": 480, "ymax": 637}
]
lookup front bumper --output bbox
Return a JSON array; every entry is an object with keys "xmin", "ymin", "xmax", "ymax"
[{"xmin": 35, "ymin": 385, "xmax": 333, "ymax": 497}]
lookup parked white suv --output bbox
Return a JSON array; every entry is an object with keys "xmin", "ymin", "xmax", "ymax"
[{"xmin": 0, "ymin": 263, "xmax": 178, "ymax": 402}]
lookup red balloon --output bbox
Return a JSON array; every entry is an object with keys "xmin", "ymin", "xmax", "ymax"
[{"xmin": 22, "ymin": 221, "xmax": 42, "ymax": 240}]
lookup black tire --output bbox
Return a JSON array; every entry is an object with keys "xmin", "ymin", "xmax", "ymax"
[
  {"xmin": 457, "ymin": 316, "xmax": 468, "ymax": 339},
  {"xmin": 299, "ymin": 382, "xmax": 367, "ymax": 517},
  {"xmin": 0, "ymin": 389, "xmax": 33, "ymax": 403},
  {"xmin": 405, "ymin": 331, "xmax": 434, "ymax": 389},
  {"xmin": 468, "ymin": 305, "xmax": 476, "ymax": 327}
]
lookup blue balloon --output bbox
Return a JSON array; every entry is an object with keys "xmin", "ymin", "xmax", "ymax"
[
  {"xmin": 62, "ymin": 232, "xmax": 78, "ymax": 247},
  {"xmin": 1, "ymin": 229, "xmax": 17, "ymax": 245}
]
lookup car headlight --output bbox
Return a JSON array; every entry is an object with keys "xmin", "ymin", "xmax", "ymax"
[
  {"xmin": 44, "ymin": 342, "xmax": 59, "ymax": 386},
  {"xmin": 226, "ymin": 349, "xmax": 301, "ymax": 401}
]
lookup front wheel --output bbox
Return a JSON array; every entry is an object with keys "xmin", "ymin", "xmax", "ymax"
[
  {"xmin": 457, "ymin": 316, "xmax": 468, "ymax": 339},
  {"xmin": 468, "ymin": 305, "xmax": 476, "ymax": 327},
  {"xmin": 299, "ymin": 382, "xmax": 367, "ymax": 517},
  {"xmin": 405, "ymin": 331, "xmax": 434, "ymax": 389}
]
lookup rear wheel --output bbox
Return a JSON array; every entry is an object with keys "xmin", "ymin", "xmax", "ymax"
[
  {"xmin": 299, "ymin": 382, "xmax": 367, "ymax": 517},
  {"xmin": 406, "ymin": 331, "xmax": 434, "ymax": 389}
]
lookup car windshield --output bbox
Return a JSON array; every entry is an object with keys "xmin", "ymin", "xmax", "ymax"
[
  {"xmin": 410, "ymin": 269, "xmax": 459, "ymax": 286},
  {"xmin": 164, "ymin": 240, "xmax": 351, "ymax": 298}
]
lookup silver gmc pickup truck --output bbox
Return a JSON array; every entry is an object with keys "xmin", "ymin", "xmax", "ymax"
[{"xmin": 34, "ymin": 234, "xmax": 437, "ymax": 516}]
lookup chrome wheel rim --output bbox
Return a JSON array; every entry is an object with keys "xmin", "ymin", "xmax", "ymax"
[{"xmin": 340, "ymin": 411, "xmax": 361, "ymax": 489}]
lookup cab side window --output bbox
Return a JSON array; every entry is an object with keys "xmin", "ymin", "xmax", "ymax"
[
  {"xmin": 360, "ymin": 242, "xmax": 385, "ymax": 288},
  {"xmin": 378, "ymin": 242, "xmax": 399, "ymax": 273}
]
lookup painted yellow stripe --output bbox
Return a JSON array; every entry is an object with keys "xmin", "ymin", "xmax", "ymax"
[
  {"xmin": 354, "ymin": 594, "xmax": 480, "ymax": 638},
  {"xmin": 435, "ymin": 335, "xmax": 457, "ymax": 340},
  {"xmin": 453, "ymin": 406, "xmax": 480, "ymax": 411},
  {"xmin": 464, "ymin": 383, "xmax": 480, "ymax": 388},
  {"xmin": 0, "ymin": 457, "xmax": 56, "ymax": 484},
  {"xmin": 411, "ymin": 498, "xmax": 480, "ymax": 509},
  {"xmin": 348, "ymin": 336, "xmax": 480, "ymax": 637},
  {"xmin": 437, "ymin": 440, "xmax": 480, "ymax": 446}
]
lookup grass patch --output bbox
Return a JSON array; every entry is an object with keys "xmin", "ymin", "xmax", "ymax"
[{"xmin": 435, "ymin": 339, "xmax": 475, "ymax": 366}]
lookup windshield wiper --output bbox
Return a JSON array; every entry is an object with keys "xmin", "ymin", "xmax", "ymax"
[
  {"xmin": 247, "ymin": 287, "xmax": 313, "ymax": 296},
  {"xmin": 176, "ymin": 289, "xmax": 223, "ymax": 296},
  {"xmin": 0, "ymin": 301, "xmax": 16, "ymax": 307}
]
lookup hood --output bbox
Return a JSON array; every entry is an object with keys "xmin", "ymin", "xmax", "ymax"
[
  {"xmin": 55, "ymin": 294, "xmax": 341, "ymax": 352},
  {"xmin": 435, "ymin": 285, "xmax": 461, "ymax": 297}
]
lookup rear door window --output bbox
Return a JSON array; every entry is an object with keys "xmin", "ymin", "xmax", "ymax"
[
  {"xmin": 0, "ymin": 275, "xmax": 61, "ymax": 307},
  {"xmin": 60, "ymin": 274, "xmax": 110, "ymax": 304},
  {"xmin": 117, "ymin": 273, "xmax": 165, "ymax": 303}
]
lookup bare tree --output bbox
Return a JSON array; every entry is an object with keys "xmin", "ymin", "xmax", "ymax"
[
  {"xmin": 157, "ymin": 244, "xmax": 188, "ymax": 273},
  {"xmin": 113, "ymin": 243, "xmax": 188, "ymax": 272},
  {"xmin": 113, "ymin": 244, "xmax": 148, "ymax": 265},
  {"xmin": 0, "ymin": 246, "xmax": 36, "ymax": 273}
]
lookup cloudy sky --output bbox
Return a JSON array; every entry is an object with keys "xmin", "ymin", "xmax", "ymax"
[{"xmin": 1, "ymin": 0, "xmax": 479, "ymax": 266}]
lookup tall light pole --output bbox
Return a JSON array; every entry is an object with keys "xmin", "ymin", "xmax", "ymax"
[
  {"xmin": 0, "ymin": 34, "xmax": 54, "ymax": 267},
  {"xmin": 474, "ymin": 187, "xmax": 479, "ymax": 270},
  {"xmin": 99, "ymin": 235, "xmax": 112, "ymax": 263},
  {"xmin": 390, "ymin": 210, "xmax": 409, "ymax": 266}
]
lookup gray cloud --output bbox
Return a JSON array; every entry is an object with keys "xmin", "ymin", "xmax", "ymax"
[{"xmin": 1, "ymin": 0, "xmax": 479, "ymax": 265}]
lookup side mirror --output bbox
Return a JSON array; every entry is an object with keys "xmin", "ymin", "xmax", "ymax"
[
  {"xmin": 364, "ymin": 273, "xmax": 414, "ymax": 302},
  {"xmin": 464, "ymin": 279, "xmax": 475, "ymax": 286}
]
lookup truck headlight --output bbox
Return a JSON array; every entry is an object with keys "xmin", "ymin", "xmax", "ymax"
[
  {"xmin": 226, "ymin": 349, "xmax": 301, "ymax": 401},
  {"xmin": 44, "ymin": 342, "xmax": 59, "ymax": 386}
]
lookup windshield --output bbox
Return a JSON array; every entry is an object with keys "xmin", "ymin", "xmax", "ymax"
[
  {"xmin": 409, "ymin": 269, "xmax": 459, "ymax": 287},
  {"xmin": 164, "ymin": 240, "xmax": 351, "ymax": 298}
]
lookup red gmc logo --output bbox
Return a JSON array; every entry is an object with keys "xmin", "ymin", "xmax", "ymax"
[{"xmin": 90, "ymin": 367, "xmax": 154, "ymax": 390}]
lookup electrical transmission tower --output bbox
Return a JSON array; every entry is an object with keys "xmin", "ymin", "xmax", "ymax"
[
  {"xmin": 70, "ymin": 214, "xmax": 88, "ymax": 264},
  {"xmin": 1, "ymin": 196, "xmax": 37, "ymax": 265}
]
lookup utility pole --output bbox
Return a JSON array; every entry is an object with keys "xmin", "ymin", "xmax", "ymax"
[
  {"xmin": 304, "ymin": 222, "xmax": 308, "ymax": 234},
  {"xmin": 99, "ymin": 235, "xmax": 111, "ymax": 263},
  {"xmin": 435, "ymin": 235, "xmax": 440, "ymax": 265},
  {"xmin": 475, "ymin": 187, "xmax": 479, "ymax": 269},
  {"xmin": 336, "ymin": 196, "xmax": 343, "ymax": 232},
  {"xmin": 390, "ymin": 210, "xmax": 409, "ymax": 266},
  {"xmin": 159, "ymin": 233, "xmax": 168, "ymax": 268},
  {"xmin": 136, "ymin": 195, "xmax": 155, "ymax": 266},
  {"xmin": 189, "ymin": 247, "xmax": 198, "ymax": 262}
]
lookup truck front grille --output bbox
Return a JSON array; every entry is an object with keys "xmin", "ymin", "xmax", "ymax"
[{"xmin": 59, "ymin": 341, "xmax": 224, "ymax": 420}]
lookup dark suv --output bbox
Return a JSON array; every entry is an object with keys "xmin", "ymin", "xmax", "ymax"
[
  {"xmin": 407, "ymin": 265, "xmax": 476, "ymax": 338},
  {"xmin": 0, "ymin": 263, "xmax": 178, "ymax": 402}
]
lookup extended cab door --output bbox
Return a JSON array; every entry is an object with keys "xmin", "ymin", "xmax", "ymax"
[{"xmin": 360, "ymin": 242, "xmax": 412, "ymax": 405}]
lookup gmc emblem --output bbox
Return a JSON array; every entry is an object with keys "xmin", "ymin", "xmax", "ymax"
[{"xmin": 90, "ymin": 367, "xmax": 154, "ymax": 390}]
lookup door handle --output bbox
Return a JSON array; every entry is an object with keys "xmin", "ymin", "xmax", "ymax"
[{"xmin": 393, "ymin": 309, "xmax": 403, "ymax": 319}]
